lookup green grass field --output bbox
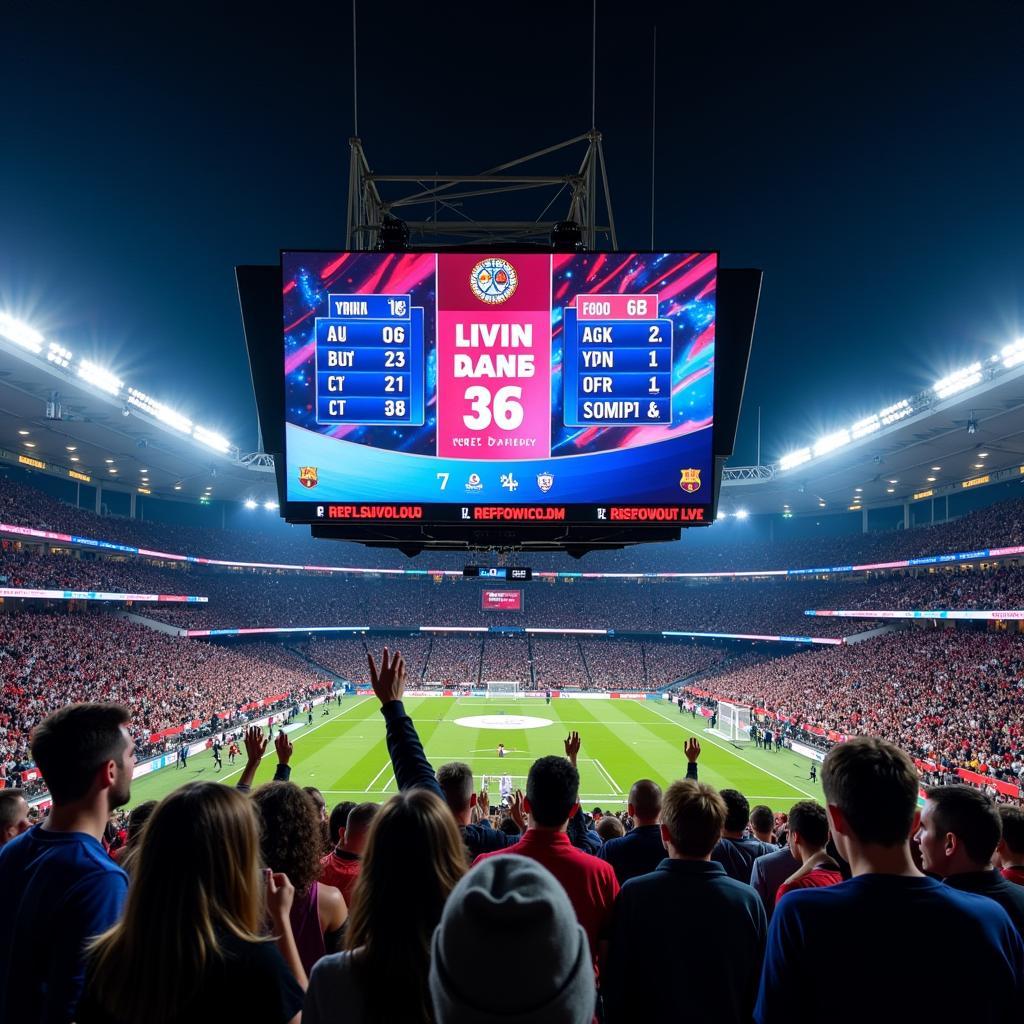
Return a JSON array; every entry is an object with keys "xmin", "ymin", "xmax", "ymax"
[{"xmin": 128, "ymin": 696, "xmax": 824, "ymax": 815}]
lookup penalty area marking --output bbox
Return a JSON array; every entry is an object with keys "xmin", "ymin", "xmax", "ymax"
[{"xmin": 453, "ymin": 715, "xmax": 554, "ymax": 731}]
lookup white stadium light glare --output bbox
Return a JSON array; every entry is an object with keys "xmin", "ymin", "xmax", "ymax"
[
  {"xmin": 192, "ymin": 424, "xmax": 231, "ymax": 454},
  {"xmin": 812, "ymin": 429, "xmax": 850, "ymax": 458},
  {"xmin": 734, "ymin": 509, "xmax": 749, "ymax": 520},
  {"xmin": 46, "ymin": 342, "xmax": 72, "ymax": 369},
  {"xmin": 126, "ymin": 387, "xmax": 193, "ymax": 434},
  {"xmin": 779, "ymin": 447, "xmax": 812, "ymax": 471},
  {"xmin": 934, "ymin": 362, "xmax": 982, "ymax": 400},
  {"xmin": 1001, "ymin": 339, "xmax": 1024, "ymax": 370},
  {"xmin": 244, "ymin": 498, "xmax": 258, "ymax": 509},
  {"xmin": 77, "ymin": 359, "xmax": 123, "ymax": 396},
  {"xmin": 17, "ymin": 429, "xmax": 29, "ymax": 436},
  {"xmin": 850, "ymin": 414, "xmax": 880, "ymax": 439},
  {"xmin": 0, "ymin": 312, "xmax": 44, "ymax": 354},
  {"xmin": 927, "ymin": 476, "xmax": 936, "ymax": 482},
  {"xmin": 263, "ymin": 500, "xmax": 278, "ymax": 511},
  {"xmin": 879, "ymin": 399, "xmax": 913, "ymax": 426}
]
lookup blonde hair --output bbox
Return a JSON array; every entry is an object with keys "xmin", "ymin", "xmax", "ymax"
[
  {"xmin": 86, "ymin": 783, "xmax": 266, "ymax": 1022},
  {"xmin": 661, "ymin": 779, "xmax": 728, "ymax": 857}
]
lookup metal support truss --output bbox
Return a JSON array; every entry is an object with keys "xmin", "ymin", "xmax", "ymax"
[
  {"xmin": 721, "ymin": 465, "xmax": 776, "ymax": 482},
  {"xmin": 345, "ymin": 130, "xmax": 618, "ymax": 251}
]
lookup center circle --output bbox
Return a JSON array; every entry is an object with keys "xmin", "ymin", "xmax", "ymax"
[{"xmin": 454, "ymin": 714, "xmax": 553, "ymax": 731}]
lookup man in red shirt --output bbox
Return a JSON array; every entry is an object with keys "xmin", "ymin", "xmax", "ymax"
[
  {"xmin": 320, "ymin": 801, "xmax": 378, "ymax": 905},
  {"xmin": 474, "ymin": 755, "xmax": 619, "ymax": 976},
  {"xmin": 775, "ymin": 800, "xmax": 843, "ymax": 904},
  {"xmin": 996, "ymin": 806, "xmax": 1024, "ymax": 886}
]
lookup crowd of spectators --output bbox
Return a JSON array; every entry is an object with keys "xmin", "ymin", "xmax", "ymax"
[
  {"xmin": 691, "ymin": 629, "xmax": 1024, "ymax": 789},
  {"xmin": 0, "ymin": 612, "xmax": 328, "ymax": 785},
  {"xmin": 4, "ymin": 661, "xmax": 1022, "ymax": 1024}
]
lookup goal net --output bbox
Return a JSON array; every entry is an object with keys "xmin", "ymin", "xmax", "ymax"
[
  {"xmin": 708, "ymin": 700, "xmax": 752, "ymax": 744},
  {"xmin": 485, "ymin": 681, "xmax": 521, "ymax": 699}
]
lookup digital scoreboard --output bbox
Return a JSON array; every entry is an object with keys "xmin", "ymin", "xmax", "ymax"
[{"xmin": 283, "ymin": 252, "xmax": 716, "ymax": 525}]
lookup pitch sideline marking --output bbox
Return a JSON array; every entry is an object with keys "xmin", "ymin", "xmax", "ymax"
[
  {"xmin": 592, "ymin": 758, "xmax": 622, "ymax": 794},
  {"xmin": 365, "ymin": 760, "xmax": 392, "ymax": 792},
  {"xmin": 639, "ymin": 702, "xmax": 817, "ymax": 800}
]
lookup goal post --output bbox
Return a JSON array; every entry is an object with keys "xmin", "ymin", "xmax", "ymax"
[
  {"xmin": 485, "ymin": 681, "xmax": 521, "ymax": 699},
  {"xmin": 708, "ymin": 700, "xmax": 752, "ymax": 744}
]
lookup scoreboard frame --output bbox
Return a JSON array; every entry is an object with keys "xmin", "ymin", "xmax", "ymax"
[{"xmin": 275, "ymin": 248, "xmax": 727, "ymax": 532}]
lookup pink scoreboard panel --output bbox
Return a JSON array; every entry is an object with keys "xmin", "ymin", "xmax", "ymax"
[{"xmin": 481, "ymin": 589, "xmax": 523, "ymax": 611}]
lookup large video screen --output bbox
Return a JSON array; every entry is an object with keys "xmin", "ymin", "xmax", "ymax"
[
  {"xmin": 481, "ymin": 589, "xmax": 523, "ymax": 612},
  {"xmin": 282, "ymin": 252, "xmax": 716, "ymax": 525}
]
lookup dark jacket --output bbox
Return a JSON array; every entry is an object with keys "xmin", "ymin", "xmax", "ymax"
[
  {"xmin": 380, "ymin": 701, "xmax": 518, "ymax": 860},
  {"xmin": 605, "ymin": 859, "xmax": 767, "ymax": 1023},
  {"xmin": 712, "ymin": 835, "xmax": 776, "ymax": 884},
  {"xmin": 945, "ymin": 869, "xmax": 1024, "ymax": 936}
]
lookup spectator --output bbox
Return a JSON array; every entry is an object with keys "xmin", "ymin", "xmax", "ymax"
[
  {"xmin": 0, "ymin": 788, "xmax": 30, "ymax": 846},
  {"xmin": 474, "ymin": 755, "xmax": 620, "ymax": 982},
  {"xmin": 366, "ymin": 647, "xmax": 525, "ymax": 859},
  {"xmin": 0, "ymin": 702, "xmax": 134, "ymax": 1024},
  {"xmin": 599, "ymin": 742, "xmax": 699, "ymax": 885},
  {"xmin": 304, "ymin": 789, "xmax": 466, "ymax": 1024},
  {"xmin": 320, "ymin": 801, "xmax": 379, "ymax": 906},
  {"xmin": 327, "ymin": 800, "xmax": 356, "ymax": 847},
  {"xmin": 711, "ymin": 789, "xmax": 775, "ymax": 882},
  {"xmin": 430, "ymin": 855, "xmax": 595, "ymax": 1024},
  {"xmin": 916, "ymin": 785, "xmax": 1024, "ymax": 934},
  {"xmin": 76, "ymin": 782, "xmax": 304, "ymax": 1024},
  {"xmin": 605, "ymin": 778, "xmax": 766, "ymax": 1023},
  {"xmin": 755, "ymin": 737, "xmax": 1024, "ymax": 1024},
  {"xmin": 774, "ymin": 800, "xmax": 843, "ymax": 903},
  {"xmin": 595, "ymin": 815, "xmax": 625, "ymax": 843},
  {"xmin": 996, "ymin": 806, "xmax": 1024, "ymax": 886},
  {"xmin": 304, "ymin": 785, "xmax": 330, "ymax": 854},
  {"xmin": 252, "ymin": 782, "xmax": 349, "ymax": 975},
  {"xmin": 111, "ymin": 799, "xmax": 156, "ymax": 868},
  {"xmin": 749, "ymin": 803, "xmax": 801, "ymax": 920},
  {"xmin": 749, "ymin": 804, "xmax": 776, "ymax": 844}
]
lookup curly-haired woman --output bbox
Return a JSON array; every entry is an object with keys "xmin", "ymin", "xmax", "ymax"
[{"xmin": 253, "ymin": 781, "xmax": 348, "ymax": 976}]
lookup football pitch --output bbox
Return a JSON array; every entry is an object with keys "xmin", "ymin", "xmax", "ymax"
[{"xmin": 127, "ymin": 696, "xmax": 825, "ymax": 813}]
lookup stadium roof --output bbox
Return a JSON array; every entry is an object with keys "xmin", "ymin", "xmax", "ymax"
[
  {"xmin": 0, "ymin": 316, "xmax": 274, "ymax": 505},
  {"xmin": 721, "ymin": 349, "xmax": 1024, "ymax": 516}
]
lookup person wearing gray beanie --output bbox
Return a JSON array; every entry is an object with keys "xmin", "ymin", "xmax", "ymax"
[{"xmin": 430, "ymin": 855, "xmax": 595, "ymax": 1024}]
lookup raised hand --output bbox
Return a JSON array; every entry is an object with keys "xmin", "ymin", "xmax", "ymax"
[
  {"xmin": 275, "ymin": 728, "xmax": 293, "ymax": 765},
  {"xmin": 477, "ymin": 788, "xmax": 490, "ymax": 817},
  {"xmin": 508, "ymin": 788, "xmax": 526, "ymax": 831},
  {"xmin": 368, "ymin": 647, "xmax": 406, "ymax": 705},
  {"xmin": 684, "ymin": 737, "xmax": 701, "ymax": 763},
  {"xmin": 244, "ymin": 725, "xmax": 267, "ymax": 765},
  {"xmin": 265, "ymin": 869, "xmax": 295, "ymax": 924},
  {"xmin": 564, "ymin": 730, "xmax": 581, "ymax": 766}
]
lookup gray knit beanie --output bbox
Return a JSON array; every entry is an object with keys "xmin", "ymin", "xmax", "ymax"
[{"xmin": 429, "ymin": 854, "xmax": 595, "ymax": 1024}]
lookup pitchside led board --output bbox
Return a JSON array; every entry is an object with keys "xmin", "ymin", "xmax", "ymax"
[{"xmin": 282, "ymin": 251, "xmax": 716, "ymax": 527}]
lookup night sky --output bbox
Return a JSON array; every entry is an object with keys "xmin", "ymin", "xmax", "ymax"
[{"xmin": 2, "ymin": 2, "xmax": 1022, "ymax": 463}]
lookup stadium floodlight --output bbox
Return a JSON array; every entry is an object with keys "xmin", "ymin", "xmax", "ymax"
[
  {"xmin": 779, "ymin": 447, "xmax": 812, "ymax": 471},
  {"xmin": 46, "ymin": 342, "xmax": 72, "ymax": 369},
  {"xmin": 734, "ymin": 509, "xmax": 749, "ymax": 520},
  {"xmin": 77, "ymin": 359, "xmax": 123, "ymax": 396},
  {"xmin": 192, "ymin": 424, "xmax": 231, "ymax": 453},
  {"xmin": 0, "ymin": 312, "xmax": 44, "ymax": 354},
  {"xmin": 1002, "ymin": 339, "xmax": 1024, "ymax": 369},
  {"xmin": 879, "ymin": 399, "xmax": 913, "ymax": 425},
  {"xmin": 264, "ymin": 500, "xmax": 278, "ymax": 511},
  {"xmin": 934, "ymin": 362, "xmax": 982, "ymax": 399},
  {"xmin": 850, "ymin": 414, "xmax": 880, "ymax": 439},
  {"xmin": 244, "ymin": 498, "xmax": 258, "ymax": 509},
  {"xmin": 812, "ymin": 429, "xmax": 850, "ymax": 458},
  {"xmin": 126, "ymin": 387, "xmax": 193, "ymax": 434}
]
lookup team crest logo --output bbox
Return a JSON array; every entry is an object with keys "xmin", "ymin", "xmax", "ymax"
[
  {"xmin": 465, "ymin": 473, "xmax": 484, "ymax": 493},
  {"xmin": 299, "ymin": 466, "xmax": 319, "ymax": 489},
  {"xmin": 536, "ymin": 471, "xmax": 554, "ymax": 493},
  {"xmin": 469, "ymin": 257, "xmax": 518, "ymax": 305},
  {"xmin": 679, "ymin": 468, "xmax": 701, "ymax": 494}
]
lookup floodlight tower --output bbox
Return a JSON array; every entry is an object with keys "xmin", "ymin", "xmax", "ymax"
[{"xmin": 344, "ymin": 131, "xmax": 618, "ymax": 252}]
